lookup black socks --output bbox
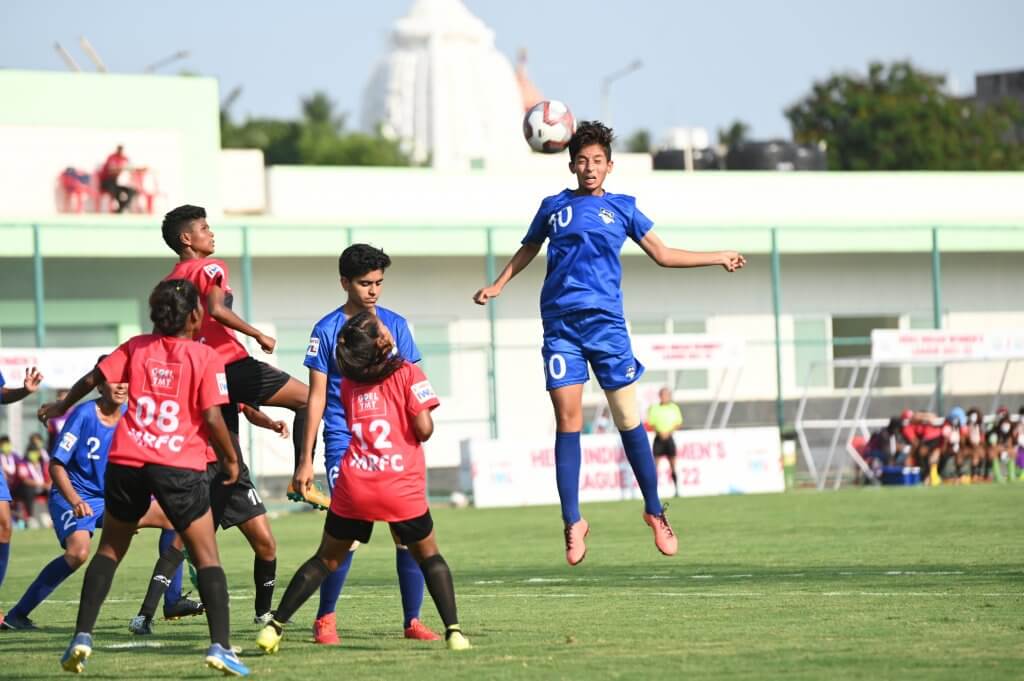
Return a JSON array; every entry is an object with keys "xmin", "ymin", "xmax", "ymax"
[
  {"xmin": 273, "ymin": 556, "xmax": 331, "ymax": 625},
  {"xmin": 196, "ymin": 566, "xmax": 231, "ymax": 648},
  {"xmin": 75, "ymin": 554, "xmax": 117, "ymax": 635},
  {"xmin": 138, "ymin": 546, "xmax": 185, "ymax": 619},
  {"xmin": 254, "ymin": 558, "xmax": 277, "ymax": 617},
  {"xmin": 419, "ymin": 554, "xmax": 458, "ymax": 629}
]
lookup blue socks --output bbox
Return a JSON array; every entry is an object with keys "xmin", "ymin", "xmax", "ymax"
[
  {"xmin": 316, "ymin": 549, "xmax": 354, "ymax": 618},
  {"xmin": 620, "ymin": 425, "xmax": 664, "ymax": 515},
  {"xmin": 396, "ymin": 547, "xmax": 424, "ymax": 628},
  {"xmin": 9, "ymin": 554, "xmax": 76, "ymax": 618},
  {"xmin": 0, "ymin": 542, "xmax": 8, "ymax": 591},
  {"xmin": 554, "ymin": 431, "xmax": 582, "ymax": 524},
  {"xmin": 159, "ymin": 529, "xmax": 184, "ymax": 607}
]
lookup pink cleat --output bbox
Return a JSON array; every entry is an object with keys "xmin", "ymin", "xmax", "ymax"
[
  {"xmin": 404, "ymin": 618, "xmax": 441, "ymax": 641},
  {"xmin": 564, "ymin": 518, "xmax": 590, "ymax": 566},
  {"xmin": 643, "ymin": 509, "xmax": 678, "ymax": 556},
  {"xmin": 313, "ymin": 612, "xmax": 341, "ymax": 645}
]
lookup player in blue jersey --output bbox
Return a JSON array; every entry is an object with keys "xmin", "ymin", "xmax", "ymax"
[
  {"xmin": 0, "ymin": 367, "xmax": 43, "ymax": 627},
  {"xmin": 474, "ymin": 121, "xmax": 745, "ymax": 565},
  {"xmin": 1, "ymin": 368, "xmax": 199, "ymax": 631},
  {"xmin": 293, "ymin": 244, "xmax": 439, "ymax": 644}
]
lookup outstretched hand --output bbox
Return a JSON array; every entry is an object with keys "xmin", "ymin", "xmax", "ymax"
[
  {"xmin": 473, "ymin": 285, "xmax": 502, "ymax": 305},
  {"xmin": 23, "ymin": 366, "xmax": 43, "ymax": 393},
  {"xmin": 720, "ymin": 252, "xmax": 746, "ymax": 272}
]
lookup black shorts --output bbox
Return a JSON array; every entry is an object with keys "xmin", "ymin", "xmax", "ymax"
[
  {"xmin": 652, "ymin": 436, "xmax": 677, "ymax": 458},
  {"xmin": 208, "ymin": 461, "xmax": 267, "ymax": 530},
  {"xmin": 324, "ymin": 509, "xmax": 433, "ymax": 546},
  {"xmin": 921, "ymin": 437, "xmax": 943, "ymax": 451},
  {"xmin": 105, "ymin": 462, "xmax": 209, "ymax": 534},
  {"xmin": 222, "ymin": 357, "xmax": 291, "ymax": 433}
]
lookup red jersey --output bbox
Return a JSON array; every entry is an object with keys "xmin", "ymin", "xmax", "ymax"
[
  {"xmin": 100, "ymin": 152, "xmax": 128, "ymax": 183},
  {"xmin": 164, "ymin": 258, "xmax": 249, "ymax": 365},
  {"xmin": 99, "ymin": 335, "xmax": 229, "ymax": 471},
  {"xmin": 330, "ymin": 362, "xmax": 439, "ymax": 522}
]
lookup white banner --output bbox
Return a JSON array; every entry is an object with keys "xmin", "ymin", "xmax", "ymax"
[
  {"xmin": 631, "ymin": 334, "xmax": 745, "ymax": 370},
  {"xmin": 871, "ymin": 330, "xmax": 1024, "ymax": 363},
  {"xmin": 0, "ymin": 347, "xmax": 112, "ymax": 389},
  {"xmin": 463, "ymin": 427, "xmax": 783, "ymax": 509}
]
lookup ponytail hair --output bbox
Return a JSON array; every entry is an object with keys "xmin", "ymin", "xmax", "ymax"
[
  {"xmin": 336, "ymin": 311, "xmax": 404, "ymax": 384},
  {"xmin": 149, "ymin": 279, "xmax": 200, "ymax": 336}
]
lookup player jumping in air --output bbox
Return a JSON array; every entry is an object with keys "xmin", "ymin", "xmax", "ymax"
[
  {"xmin": 0, "ymin": 367, "xmax": 43, "ymax": 627},
  {"xmin": 299, "ymin": 244, "xmax": 438, "ymax": 644},
  {"xmin": 160, "ymin": 204, "xmax": 309, "ymax": 624},
  {"xmin": 3, "ymin": 368, "xmax": 199, "ymax": 631},
  {"xmin": 473, "ymin": 121, "xmax": 745, "ymax": 565},
  {"xmin": 41, "ymin": 280, "xmax": 248, "ymax": 676},
  {"xmin": 259, "ymin": 311, "xmax": 469, "ymax": 654}
]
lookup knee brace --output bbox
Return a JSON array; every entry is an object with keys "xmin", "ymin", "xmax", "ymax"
[{"xmin": 605, "ymin": 383, "xmax": 640, "ymax": 431}]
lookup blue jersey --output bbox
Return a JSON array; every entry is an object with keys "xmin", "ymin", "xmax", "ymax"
[
  {"xmin": 51, "ymin": 400, "xmax": 124, "ymax": 499},
  {"xmin": 523, "ymin": 189, "xmax": 654, "ymax": 320},
  {"xmin": 0, "ymin": 371, "xmax": 5, "ymax": 390},
  {"xmin": 304, "ymin": 306, "xmax": 421, "ymax": 452}
]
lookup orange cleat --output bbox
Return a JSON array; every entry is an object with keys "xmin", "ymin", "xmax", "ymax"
[
  {"xmin": 403, "ymin": 618, "xmax": 441, "ymax": 641},
  {"xmin": 312, "ymin": 612, "xmax": 340, "ymax": 645},
  {"xmin": 564, "ymin": 518, "xmax": 590, "ymax": 566},
  {"xmin": 643, "ymin": 509, "xmax": 678, "ymax": 556}
]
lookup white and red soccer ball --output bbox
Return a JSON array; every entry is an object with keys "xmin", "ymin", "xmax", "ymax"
[{"xmin": 523, "ymin": 100, "xmax": 576, "ymax": 154}]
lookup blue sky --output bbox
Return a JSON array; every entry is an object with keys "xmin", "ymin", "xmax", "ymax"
[{"xmin": 3, "ymin": 0, "xmax": 1021, "ymax": 141}]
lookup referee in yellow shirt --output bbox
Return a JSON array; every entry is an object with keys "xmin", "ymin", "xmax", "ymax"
[{"xmin": 647, "ymin": 387, "xmax": 683, "ymax": 496}]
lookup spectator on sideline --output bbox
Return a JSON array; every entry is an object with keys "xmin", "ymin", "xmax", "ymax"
[
  {"xmin": 0, "ymin": 436, "xmax": 21, "ymax": 494},
  {"xmin": 99, "ymin": 145, "xmax": 136, "ymax": 213},
  {"xmin": 646, "ymin": 387, "xmax": 683, "ymax": 495},
  {"xmin": 14, "ymin": 440, "xmax": 50, "ymax": 524}
]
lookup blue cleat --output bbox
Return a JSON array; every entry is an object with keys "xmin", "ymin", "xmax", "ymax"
[
  {"xmin": 0, "ymin": 611, "xmax": 39, "ymax": 631},
  {"xmin": 205, "ymin": 643, "xmax": 249, "ymax": 677},
  {"xmin": 60, "ymin": 632, "xmax": 93, "ymax": 674}
]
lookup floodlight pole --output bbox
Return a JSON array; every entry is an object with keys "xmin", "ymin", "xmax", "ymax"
[
  {"xmin": 600, "ymin": 59, "xmax": 643, "ymax": 128},
  {"xmin": 931, "ymin": 227, "xmax": 943, "ymax": 414},
  {"xmin": 33, "ymin": 223, "xmax": 46, "ymax": 347},
  {"xmin": 485, "ymin": 227, "xmax": 499, "ymax": 438},
  {"xmin": 770, "ymin": 228, "xmax": 784, "ymax": 432}
]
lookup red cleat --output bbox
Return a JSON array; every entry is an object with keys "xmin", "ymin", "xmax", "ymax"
[
  {"xmin": 643, "ymin": 509, "xmax": 678, "ymax": 556},
  {"xmin": 404, "ymin": 618, "xmax": 441, "ymax": 641},
  {"xmin": 564, "ymin": 518, "xmax": 589, "ymax": 566},
  {"xmin": 313, "ymin": 612, "xmax": 341, "ymax": 645}
]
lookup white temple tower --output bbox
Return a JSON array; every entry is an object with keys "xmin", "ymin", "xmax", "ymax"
[{"xmin": 361, "ymin": 0, "xmax": 528, "ymax": 169}]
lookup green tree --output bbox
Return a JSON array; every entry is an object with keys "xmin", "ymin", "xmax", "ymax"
[
  {"xmin": 717, "ymin": 120, "xmax": 750, "ymax": 148},
  {"xmin": 221, "ymin": 90, "xmax": 409, "ymax": 167},
  {"xmin": 624, "ymin": 129, "xmax": 651, "ymax": 153},
  {"xmin": 786, "ymin": 61, "xmax": 1024, "ymax": 170}
]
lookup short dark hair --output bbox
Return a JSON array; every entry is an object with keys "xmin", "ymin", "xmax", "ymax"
[
  {"xmin": 568, "ymin": 120, "xmax": 614, "ymax": 161},
  {"xmin": 149, "ymin": 279, "xmax": 200, "ymax": 336},
  {"xmin": 335, "ymin": 311, "xmax": 404, "ymax": 384},
  {"xmin": 161, "ymin": 204, "xmax": 206, "ymax": 254},
  {"xmin": 339, "ymin": 243, "xmax": 391, "ymax": 280}
]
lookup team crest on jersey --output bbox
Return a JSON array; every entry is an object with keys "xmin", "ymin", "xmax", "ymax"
[
  {"xmin": 598, "ymin": 208, "xmax": 615, "ymax": 224},
  {"xmin": 354, "ymin": 389, "xmax": 387, "ymax": 418},
  {"xmin": 145, "ymin": 359, "xmax": 181, "ymax": 397},
  {"xmin": 60, "ymin": 432, "xmax": 78, "ymax": 452},
  {"xmin": 202, "ymin": 263, "xmax": 224, "ymax": 280},
  {"xmin": 625, "ymin": 365, "xmax": 636, "ymax": 381},
  {"xmin": 411, "ymin": 380, "xmax": 437, "ymax": 404},
  {"xmin": 216, "ymin": 372, "xmax": 229, "ymax": 396},
  {"xmin": 306, "ymin": 337, "xmax": 320, "ymax": 357}
]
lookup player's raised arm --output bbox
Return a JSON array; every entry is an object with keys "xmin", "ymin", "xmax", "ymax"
[
  {"xmin": 473, "ymin": 242, "xmax": 542, "ymax": 305},
  {"xmin": 2, "ymin": 366, "xmax": 43, "ymax": 405},
  {"xmin": 637, "ymin": 230, "xmax": 746, "ymax": 272},
  {"xmin": 38, "ymin": 367, "xmax": 101, "ymax": 423},
  {"xmin": 204, "ymin": 284, "xmax": 276, "ymax": 354}
]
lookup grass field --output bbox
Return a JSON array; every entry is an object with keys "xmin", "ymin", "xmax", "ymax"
[{"xmin": 1, "ymin": 484, "xmax": 1022, "ymax": 680}]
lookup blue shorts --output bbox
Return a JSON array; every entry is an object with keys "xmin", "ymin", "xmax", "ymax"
[
  {"xmin": 49, "ymin": 492, "xmax": 104, "ymax": 548},
  {"xmin": 324, "ymin": 437, "xmax": 351, "ymax": 494},
  {"xmin": 0, "ymin": 475, "xmax": 10, "ymax": 503},
  {"xmin": 542, "ymin": 310, "xmax": 645, "ymax": 391}
]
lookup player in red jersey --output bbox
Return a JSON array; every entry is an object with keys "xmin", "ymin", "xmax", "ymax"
[
  {"xmin": 40, "ymin": 280, "xmax": 249, "ymax": 676},
  {"xmin": 256, "ymin": 311, "xmax": 470, "ymax": 654},
  {"xmin": 161, "ymin": 204, "xmax": 309, "ymax": 622}
]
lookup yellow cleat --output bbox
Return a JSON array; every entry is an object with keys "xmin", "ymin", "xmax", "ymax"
[
  {"xmin": 256, "ymin": 623, "xmax": 283, "ymax": 655},
  {"xmin": 286, "ymin": 482, "xmax": 330, "ymax": 511},
  {"xmin": 445, "ymin": 627, "xmax": 472, "ymax": 651}
]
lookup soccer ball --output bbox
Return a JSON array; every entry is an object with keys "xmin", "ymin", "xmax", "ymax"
[{"xmin": 523, "ymin": 100, "xmax": 576, "ymax": 154}]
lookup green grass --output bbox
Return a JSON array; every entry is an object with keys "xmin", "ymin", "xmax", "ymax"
[{"xmin": 1, "ymin": 484, "xmax": 1023, "ymax": 680}]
